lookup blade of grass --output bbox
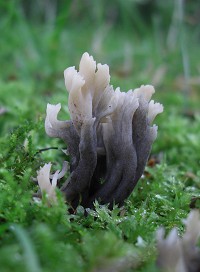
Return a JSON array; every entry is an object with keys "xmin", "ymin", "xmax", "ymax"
[{"xmin": 10, "ymin": 224, "xmax": 41, "ymax": 272}]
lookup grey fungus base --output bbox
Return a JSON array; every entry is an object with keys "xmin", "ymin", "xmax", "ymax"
[{"xmin": 44, "ymin": 52, "xmax": 163, "ymax": 210}]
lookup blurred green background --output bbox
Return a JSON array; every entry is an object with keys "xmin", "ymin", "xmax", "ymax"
[{"xmin": 1, "ymin": 0, "xmax": 200, "ymax": 99}]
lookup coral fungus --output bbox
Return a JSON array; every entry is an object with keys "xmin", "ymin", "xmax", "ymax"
[
  {"xmin": 44, "ymin": 52, "xmax": 163, "ymax": 209},
  {"xmin": 156, "ymin": 210, "xmax": 200, "ymax": 272}
]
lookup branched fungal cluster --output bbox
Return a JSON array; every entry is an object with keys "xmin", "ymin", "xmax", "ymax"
[
  {"xmin": 156, "ymin": 210, "xmax": 200, "ymax": 272},
  {"xmin": 41, "ymin": 52, "xmax": 163, "ymax": 209}
]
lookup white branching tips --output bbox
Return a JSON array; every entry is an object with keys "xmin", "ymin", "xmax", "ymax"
[
  {"xmin": 43, "ymin": 52, "xmax": 163, "ymax": 209},
  {"xmin": 183, "ymin": 209, "xmax": 200, "ymax": 245},
  {"xmin": 64, "ymin": 52, "xmax": 112, "ymax": 134},
  {"xmin": 156, "ymin": 228, "xmax": 186, "ymax": 272},
  {"xmin": 156, "ymin": 210, "xmax": 200, "ymax": 272},
  {"xmin": 45, "ymin": 103, "xmax": 70, "ymax": 138},
  {"xmin": 148, "ymin": 100, "xmax": 164, "ymax": 124},
  {"xmin": 37, "ymin": 163, "xmax": 58, "ymax": 203},
  {"xmin": 36, "ymin": 162, "xmax": 68, "ymax": 203},
  {"xmin": 134, "ymin": 85, "xmax": 155, "ymax": 102}
]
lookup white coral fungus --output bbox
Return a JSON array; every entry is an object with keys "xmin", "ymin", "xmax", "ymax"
[
  {"xmin": 156, "ymin": 210, "xmax": 200, "ymax": 272},
  {"xmin": 43, "ymin": 52, "xmax": 163, "ymax": 209},
  {"xmin": 36, "ymin": 161, "xmax": 68, "ymax": 203}
]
